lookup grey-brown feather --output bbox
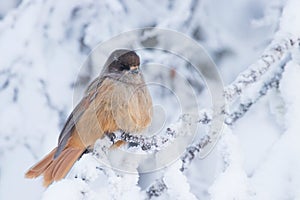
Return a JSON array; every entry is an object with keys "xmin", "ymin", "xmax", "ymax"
[{"xmin": 54, "ymin": 77, "xmax": 103, "ymax": 158}]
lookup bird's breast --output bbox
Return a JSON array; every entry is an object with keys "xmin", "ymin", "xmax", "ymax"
[{"xmin": 95, "ymin": 78, "xmax": 153, "ymax": 134}]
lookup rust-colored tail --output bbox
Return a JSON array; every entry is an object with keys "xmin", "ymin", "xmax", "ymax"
[{"xmin": 25, "ymin": 146, "xmax": 85, "ymax": 187}]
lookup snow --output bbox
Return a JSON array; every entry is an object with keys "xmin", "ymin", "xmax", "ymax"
[
  {"xmin": 209, "ymin": 127, "xmax": 251, "ymax": 200},
  {"xmin": 1, "ymin": 0, "xmax": 300, "ymax": 199},
  {"xmin": 249, "ymin": 60, "xmax": 300, "ymax": 200},
  {"xmin": 42, "ymin": 179, "xmax": 96, "ymax": 200},
  {"xmin": 163, "ymin": 160, "xmax": 198, "ymax": 200}
]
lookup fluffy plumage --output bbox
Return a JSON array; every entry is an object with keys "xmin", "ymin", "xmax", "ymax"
[{"xmin": 25, "ymin": 49, "xmax": 152, "ymax": 186}]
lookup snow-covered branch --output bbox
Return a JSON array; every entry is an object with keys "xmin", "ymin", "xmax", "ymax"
[
  {"xmin": 143, "ymin": 37, "xmax": 299, "ymax": 199},
  {"xmin": 105, "ymin": 128, "xmax": 177, "ymax": 152},
  {"xmin": 224, "ymin": 37, "xmax": 297, "ymax": 102},
  {"xmin": 145, "ymin": 56, "xmax": 289, "ymax": 199}
]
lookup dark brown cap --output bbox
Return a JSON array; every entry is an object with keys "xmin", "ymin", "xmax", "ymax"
[{"xmin": 105, "ymin": 49, "xmax": 140, "ymax": 73}]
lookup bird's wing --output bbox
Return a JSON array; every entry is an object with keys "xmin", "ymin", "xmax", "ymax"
[{"xmin": 54, "ymin": 77, "xmax": 103, "ymax": 158}]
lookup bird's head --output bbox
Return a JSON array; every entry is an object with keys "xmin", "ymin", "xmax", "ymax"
[
  {"xmin": 100, "ymin": 49, "xmax": 144, "ymax": 84},
  {"xmin": 105, "ymin": 49, "xmax": 140, "ymax": 75}
]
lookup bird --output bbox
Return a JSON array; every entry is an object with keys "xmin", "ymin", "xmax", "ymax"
[{"xmin": 25, "ymin": 49, "xmax": 153, "ymax": 186}]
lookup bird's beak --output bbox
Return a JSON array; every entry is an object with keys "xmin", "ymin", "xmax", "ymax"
[{"xmin": 130, "ymin": 66, "xmax": 139, "ymax": 74}]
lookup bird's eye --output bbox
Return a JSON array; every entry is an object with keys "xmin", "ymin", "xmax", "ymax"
[{"xmin": 120, "ymin": 64, "xmax": 130, "ymax": 71}]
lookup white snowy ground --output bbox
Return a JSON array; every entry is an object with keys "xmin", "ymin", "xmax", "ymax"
[{"xmin": 1, "ymin": 0, "xmax": 300, "ymax": 199}]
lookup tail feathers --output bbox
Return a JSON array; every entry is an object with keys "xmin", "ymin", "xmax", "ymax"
[
  {"xmin": 25, "ymin": 148, "xmax": 57, "ymax": 179},
  {"xmin": 25, "ymin": 147, "xmax": 85, "ymax": 187},
  {"xmin": 43, "ymin": 147, "xmax": 85, "ymax": 186}
]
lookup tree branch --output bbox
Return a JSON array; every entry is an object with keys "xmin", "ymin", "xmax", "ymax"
[
  {"xmin": 144, "ymin": 37, "xmax": 298, "ymax": 199},
  {"xmin": 224, "ymin": 38, "xmax": 297, "ymax": 102}
]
